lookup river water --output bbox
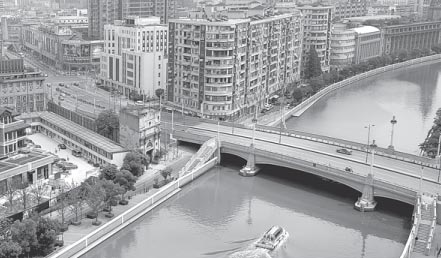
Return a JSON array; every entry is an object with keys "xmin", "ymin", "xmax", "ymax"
[
  {"xmin": 83, "ymin": 158, "xmax": 412, "ymax": 258},
  {"xmin": 286, "ymin": 62, "xmax": 441, "ymax": 155}
]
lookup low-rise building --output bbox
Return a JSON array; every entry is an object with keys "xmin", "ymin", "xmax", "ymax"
[
  {"xmin": 19, "ymin": 111, "xmax": 128, "ymax": 167},
  {"xmin": 333, "ymin": 0, "xmax": 367, "ymax": 20},
  {"xmin": 352, "ymin": 26, "xmax": 382, "ymax": 64},
  {"xmin": 99, "ymin": 17, "xmax": 168, "ymax": 99},
  {"xmin": 21, "ymin": 23, "xmax": 103, "ymax": 72},
  {"xmin": 382, "ymin": 21, "xmax": 441, "ymax": 54},
  {"xmin": 119, "ymin": 106, "xmax": 161, "ymax": 157},
  {"xmin": 0, "ymin": 107, "xmax": 54, "ymax": 193},
  {"xmin": 0, "ymin": 57, "xmax": 46, "ymax": 113}
]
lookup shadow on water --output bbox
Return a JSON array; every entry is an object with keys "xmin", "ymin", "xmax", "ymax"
[{"xmin": 221, "ymin": 153, "xmax": 413, "ymax": 232}]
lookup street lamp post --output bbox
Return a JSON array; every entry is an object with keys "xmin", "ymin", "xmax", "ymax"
[
  {"xmin": 365, "ymin": 124, "xmax": 375, "ymax": 163},
  {"xmin": 369, "ymin": 140, "xmax": 377, "ymax": 178},
  {"xmin": 437, "ymin": 134, "xmax": 441, "ymax": 182},
  {"xmin": 388, "ymin": 115, "xmax": 397, "ymax": 151},
  {"xmin": 419, "ymin": 165, "xmax": 424, "ymax": 197}
]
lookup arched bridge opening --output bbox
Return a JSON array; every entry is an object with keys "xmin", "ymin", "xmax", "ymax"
[
  {"xmin": 256, "ymin": 164, "xmax": 362, "ymax": 204},
  {"xmin": 220, "ymin": 153, "xmax": 247, "ymax": 169},
  {"xmin": 374, "ymin": 197, "xmax": 414, "ymax": 218}
]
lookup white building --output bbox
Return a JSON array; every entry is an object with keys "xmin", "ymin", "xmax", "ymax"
[
  {"xmin": 330, "ymin": 23, "xmax": 355, "ymax": 69},
  {"xmin": 100, "ymin": 16, "xmax": 168, "ymax": 99}
]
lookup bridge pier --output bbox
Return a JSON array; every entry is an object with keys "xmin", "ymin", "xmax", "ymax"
[
  {"xmin": 239, "ymin": 143, "xmax": 260, "ymax": 177},
  {"xmin": 354, "ymin": 174, "xmax": 377, "ymax": 212}
]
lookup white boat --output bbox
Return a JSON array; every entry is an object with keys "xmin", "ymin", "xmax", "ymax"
[{"xmin": 255, "ymin": 226, "xmax": 289, "ymax": 251}]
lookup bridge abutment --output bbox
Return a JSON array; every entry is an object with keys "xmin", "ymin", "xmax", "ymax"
[
  {"xmin": 239, "ymin": 143, "xmax": 260, "ymax": 177},
  {"xmin": 354, "ymin": 174, "xmax": 377, "ymax": 212}
]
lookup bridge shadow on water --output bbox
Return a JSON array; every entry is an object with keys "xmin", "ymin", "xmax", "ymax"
[{"xmin": 220, "ymin": 153, "xmax": 413, "ymax": 220}]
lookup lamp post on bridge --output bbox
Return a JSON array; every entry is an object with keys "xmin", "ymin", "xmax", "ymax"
[
  {"xmin": 239, "ymin": 107, "xmax": 259, "ymax": 177},
  {"xmin": 388, "ymin": 115, "xmax": 397, "ymax": 152},
  {"xmin": 369, "ymin": 140, "xmax": 377, "ymax": 178},
  {"xmin": 437, "ymin": 134, "xmax": 441, "ymax": 183},
  {"xmin": 365, "ymin": 124, "xmax": 375, "ymax": 163}
]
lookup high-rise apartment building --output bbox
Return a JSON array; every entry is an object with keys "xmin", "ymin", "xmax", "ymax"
[
  {"xmin": 88, "ymin": 0, "xmax": 122, "ymax": 39},
  {"xmin": 100, "ymin": 17, "xmax": 168, "ymax": 98},
  {"xmin": 298, "ymin": 4, "xmax": 334, "ymax": 74},
  {"xmin": 168, "ymin": 13, "xmax": 303, "ymax": 119},
  {"xmin": 88, "ymin": 0, "xmax": 176, "ymax": 39},
  {"xmin": 122, "ymin": 0, "xmax": 176, "ymax": 23}
]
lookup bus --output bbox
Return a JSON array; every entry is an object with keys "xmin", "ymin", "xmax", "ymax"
[{"xmin": 72, "ymin": 149, "xmax": 82, "ymax": 157}]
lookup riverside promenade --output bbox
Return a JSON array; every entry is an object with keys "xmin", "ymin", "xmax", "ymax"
[{"xmin": 238, "ymin": 54, "xmax": 441, "ymax": 127}]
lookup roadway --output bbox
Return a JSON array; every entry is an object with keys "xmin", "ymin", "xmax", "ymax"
[{"xmin": 159, "ymin": 114, "xmax": 441, "ymax": 195}]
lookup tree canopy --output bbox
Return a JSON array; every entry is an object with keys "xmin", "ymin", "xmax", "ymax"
[
  {"xmin": 121, "ymin": 151, "xmax": 149, "ymax": 177},
  {"xmin": 95, "ymin": 109, "xmax": 119, "ymax": 141},
  {"xmin": 304, "ymin": 47, "xmax": 322, "ymax": 79}
]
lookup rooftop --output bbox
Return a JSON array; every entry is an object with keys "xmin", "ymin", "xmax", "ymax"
[
  {"xmin": 351, "ymin": 25, "xmax": 380, "ymax": 34},
  {"xmin": 0, "ymin": 151, "xmax": 52, "ymax": 174},
  {"xmin": 39, "ymin": 112, "xmax": 127, "ymax": 154}
]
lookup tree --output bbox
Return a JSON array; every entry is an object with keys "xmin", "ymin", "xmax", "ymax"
[
  {"xmin": 56, "ymin": 183, "xmax": 71, "ymax": 227},
  {"xmin": 304, "ymin": 47, "xmax": 322, "ymax": 79},
  {"xmin": 84, "ymin": 180, "xmax": 106, "ymax": 225},
  {"xmin": 114, "ymin": 170, "xmax": 136, "ymax": 203},
  {"xmin": 32, "ymin": 217, "xmax": 61, "ymax": 256},
  {"xmin": 95, "ymin": 109, "xmax": 119, "ymax": 141},
  {"xmin": 16, "ymin": 182, "xmax": 30, "ymax": 212},
  {"xmin": 67, "ymin": 183, "xmax": 87, "ymax": 224},
  {"xmin": 10, "ymin": 219, "xmax": 38, "ymax": 258},
  {"xmin": 99, "ymin": 164, "xmax": 119, "ymax": 181},
  {"xmin": 396, "ymin": 49, "xmax": 409, "ymax": 62},
  {"xmin": 292, "ymin": 88, "xmax": 303, "ymax": 103},
  {"xmin": 101, "ymin": 180, "xmax": 123, "ymax": 215},
  {"xmin": 155, "ymin": 89, "xmax": 164, "ymax": 99},
  {"xmin": 4, "ymin": 180, "xmax": 19, "ymax": 211},
  {"xmin": 160, "ymin": 167, "xmax": 172, "ymax": 181},
  {"xmin": 309, "ymin": 76, "xmax": 325, "ymax": 93},
  {"xmin": 29, "ymin": 181, "xmax": 47, "ymax": 205},
  {"xmin": 0, "ymin": 241, "xmax": 22, "ymax": 258},
  {"xmin": 121, "ymin": 151, "xmax": 149, "ymax": 177}
]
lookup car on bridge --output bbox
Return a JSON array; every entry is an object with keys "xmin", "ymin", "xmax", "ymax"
[{"xmin": 336, "ymin": 148, "xmax": 352, "ymax": 155}]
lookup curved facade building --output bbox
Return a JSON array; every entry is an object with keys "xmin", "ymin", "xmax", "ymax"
[{"xmin": 330, "ymin": 24, "xmax": 355, "ymax": 69}]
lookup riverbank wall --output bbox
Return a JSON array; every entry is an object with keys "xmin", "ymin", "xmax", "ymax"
[
  {"xmin": 48, "ymin": 157, "xmax": 218, "ymax": 258},
  {"xmin": 270, "ymin": 54, "xmax": 441, "ymax": 127}
]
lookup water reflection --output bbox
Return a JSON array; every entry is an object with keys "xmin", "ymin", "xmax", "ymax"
[
  {"xmin": 83, "ymin": 157, "xmax": 411, "ymax": 258},
  {"xmin": 286, "ymin": 63, "xmax": 441, "ymax": 154}
]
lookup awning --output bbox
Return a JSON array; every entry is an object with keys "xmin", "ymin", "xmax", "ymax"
[{"xmin": 270, "ymin": 95, "xmax": 279, "ymax": 99}]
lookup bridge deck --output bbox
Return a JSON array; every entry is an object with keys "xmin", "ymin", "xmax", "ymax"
[{"xmin": 171, "ymin": 123, "xmax": 440, "ymax": 196}]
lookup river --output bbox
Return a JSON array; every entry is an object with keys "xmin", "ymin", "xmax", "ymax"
[
  {"xmin": 286, "ymin": 62, "xmax": 441, "ymax": 155},
  {"xmin": 83, "ymin": 156, "xmax": 412, "ymax": 258}
]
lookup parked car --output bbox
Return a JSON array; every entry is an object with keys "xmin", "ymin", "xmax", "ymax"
[
  {"xmin": 345, "ymin": 167, "xmax": 353, "ymax": 172},
  {"xmin": 19, "ymin": 148, "xmax": 31, "ymax": 154},
  {"xmin": 33, "ymin": 145, "xmax": 41, "ymax": 148},
  {"xmin": 59, "ymin": 83, "xmax": 64, "ymax": 86},
  {"xmin": 336, "ymin": 148, "xmax": 352, "ymax": 155},
  {"xmin": 73, "ymin": 82, "xmax": 79, "ymax": 86},
  {"xmin": 58, "ymin": 143, "xmax": 66, "ymax": 149},
  {"xmin": 58, "ymin": 162, "xmax": 78, "ymax": 170}
]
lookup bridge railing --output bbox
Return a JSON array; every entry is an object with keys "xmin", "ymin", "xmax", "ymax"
[
  {"xmin": 425, "ymin": 198, "xmax": 437, "ymax": 255},
  {"xmin": 254, "ymin": 124, "xmax": 437, "ymax": 169},
  {"xmin": 48, "ymin": 157, "xmax": 217, "ymax": 258},
  {"xmin": 221, "ymin": 141, "xmax": 418, "ymax": 199},
  {"xmin": 174, "ymin": 114, "xmax": 438, "ymax": 169},
  {"xmin": 400, "ymin": 196, "xmax": 422, "ymax": 258}
]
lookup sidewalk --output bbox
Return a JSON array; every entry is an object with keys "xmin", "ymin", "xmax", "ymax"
[{"xmin": 55, "ymin": 148, "xmax": 194, "ymax": 248}]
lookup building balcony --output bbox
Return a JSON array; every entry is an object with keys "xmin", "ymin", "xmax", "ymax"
[
  {"xmin": 331, "ymin": 48, "xmax": 355, "ymax": 54},
  {"xmin": 205, "ymin": 82, "xmax": 233, "ymax": 88}
]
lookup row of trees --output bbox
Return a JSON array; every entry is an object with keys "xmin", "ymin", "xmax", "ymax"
[
  {"xmin": 56, "ymin": 150, "xmax": 147, "ymax": 226},
  {"xmin": 297, "ymin": 45, "xmax": 441, "ymax": 104},
  {"xmin": 420, "ymin": 108, "xmax": 441, "ymax": 157},
  {"xmin": 0, "ymin": 216, "xmax": 61, "ymax": 258}
]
